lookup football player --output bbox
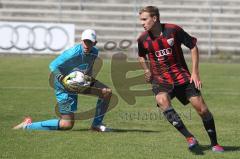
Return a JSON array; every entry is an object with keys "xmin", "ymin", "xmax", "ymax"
[
  {"xmin": 137, "ymin": 6, "xmax": 224, "ymax": 152},
  {"xmin": 14, "ymin": 29, "xmax": 112, "ymax": 132}
]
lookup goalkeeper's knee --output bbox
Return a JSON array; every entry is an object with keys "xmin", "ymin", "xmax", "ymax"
[
  {"xmin": 59, "ymin": 119, "xmax": 74, "ymax": 130},
  {"xmin": 102, "ymin": 88, "xmax": 112, "ymax": 98}
]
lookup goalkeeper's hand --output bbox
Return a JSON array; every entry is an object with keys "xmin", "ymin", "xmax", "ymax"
[
  {"xmin": 56, "ymin": 73, "xmax": 96, "ymax": 92},
  {"xmin": 56, "ymin": 74, "xmax": 64, "ymax": 83},
  {"xmin": 56, "ymin": 73, "xmax": 79, "ymax": 92}
]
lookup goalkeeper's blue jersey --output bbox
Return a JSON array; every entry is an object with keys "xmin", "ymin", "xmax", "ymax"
[{"xmin": 49, "ymin": 44, "xmax": 98, "ymax": 76}]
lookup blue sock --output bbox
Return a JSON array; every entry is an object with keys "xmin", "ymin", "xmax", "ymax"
[
  {"xmin": 26, "ymin": 119, "xmax": 60, "ymax": 130},
  {"xmin": 92, "ymin": 98, "xmax": 109, "ymax": 126}
]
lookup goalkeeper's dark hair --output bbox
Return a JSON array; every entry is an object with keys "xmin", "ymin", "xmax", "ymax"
[{"xmin": 139, "ymin": 6, "xmax": 160, "ymax": 22}]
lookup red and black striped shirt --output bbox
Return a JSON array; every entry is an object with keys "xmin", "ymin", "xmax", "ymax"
[{"xmin": 138, "ymin": 23, "xmax": 197, "ymax": 85}]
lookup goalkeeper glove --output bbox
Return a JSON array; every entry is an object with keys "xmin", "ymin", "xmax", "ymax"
[
  {"xmin": 55, "ymin": 73, "xmax": 78, "ymax": 91},
  {"xmin": 56, "ymin": 74, "xmax": 64, "ymax": 82}
]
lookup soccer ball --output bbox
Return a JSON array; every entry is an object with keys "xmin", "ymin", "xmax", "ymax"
[{"xmin": 65, "ymin": 71, "xmax": 85, "ymax": 85}]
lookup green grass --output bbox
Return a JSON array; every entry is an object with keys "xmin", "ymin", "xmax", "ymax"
[{"xmin": 0, "ymin": 55, "xmax": 240, "ymax": 159}]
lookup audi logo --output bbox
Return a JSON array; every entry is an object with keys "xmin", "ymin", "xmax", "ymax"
[{"xmin": 0, "ymin": 24, "xmax": 70, "ymax": 52}]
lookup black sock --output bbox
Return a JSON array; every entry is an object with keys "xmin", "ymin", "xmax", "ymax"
[
  {"xmin": 163, "ymin": 107, "xmax": 193, "ymax": 138},
  {"xmin": 202, "ymin": 112, "xmax": 218, "ymax": 146}
]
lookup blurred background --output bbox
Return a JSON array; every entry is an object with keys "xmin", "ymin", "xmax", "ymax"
[{"xmin": 0, "ymin": 0, "xmax": 240, "ymax": 58}]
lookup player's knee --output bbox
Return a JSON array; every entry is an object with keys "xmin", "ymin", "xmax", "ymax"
[
  {"xmin": 156, "ymin": 93, "xmax": 170, "ymax": 109},
  {"xmin": 198, "ymin": 107, "xmax": 209, "ymax": 116},
  {"xmin": 194, "ymin": 103, "xmax": 209, "ymax": 116},
  {"xmin": 107, "ymin": 88, "xmax": 112, "ymax": 96},
  {"xmin": 102, "ymin": 88, "xmax": 112, "ymax": 98},
  {"xmin": 190, "ymin": 96, "xmax": 209, "ymax": 116},
  {"xmin": 59, "ymin": 119, "xmax": 74, "ymax": 130},
  {"xmin": 60, "ymin": 124, "xmax": 74, "ymax": 130}
]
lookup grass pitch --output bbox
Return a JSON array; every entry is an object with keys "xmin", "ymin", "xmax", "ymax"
[{"xmin": 0, "ymin": 55, "xmax": 240, "ymax": 159}]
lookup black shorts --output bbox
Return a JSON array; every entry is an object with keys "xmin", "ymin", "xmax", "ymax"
[{"xmin": 152, "ymin": 82, "xmax": 201, "ymax": 105}]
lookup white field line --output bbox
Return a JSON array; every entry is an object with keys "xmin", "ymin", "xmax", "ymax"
[{"xmin": 0, "ymin": 86, "xmax": 239, "ymax": 96}]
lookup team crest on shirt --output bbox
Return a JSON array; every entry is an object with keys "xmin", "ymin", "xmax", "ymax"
[{"xmin": 167, "ymin": 38, "xmax": 174, "ymax": 46}]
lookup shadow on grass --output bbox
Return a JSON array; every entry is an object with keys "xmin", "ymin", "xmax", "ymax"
[
  {"xmin": 190, "ymin": 144, "xmax": 240, "ymax": 155},
  {"xmin": 189, "ymin": 145, "xmax": 209, "ymax": 155},
  {"xmin": 222, "ymin": 145, "xmax": 240, "ymax": 152},
  {"xmin": 73, "ymin": 128, "xmax": 161, "ymax": 133},
  {"xmin": 109, "ymin": 128, "xmax": 161, "ymax": 133}
]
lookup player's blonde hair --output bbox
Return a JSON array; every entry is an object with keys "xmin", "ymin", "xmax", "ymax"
[{"xmin": 139, "ymin": 6, "xmax": 160, "ymax": 22}]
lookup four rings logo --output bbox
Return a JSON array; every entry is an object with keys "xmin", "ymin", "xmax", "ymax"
[
  {"xmin": 155, "ymin": 48, "xmax": 172, "ymax": 58},
  {"xmin": 0, "ymin": 24, "xmax": 70, "ymax": 52}
]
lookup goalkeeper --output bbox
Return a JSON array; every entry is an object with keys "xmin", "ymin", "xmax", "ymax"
[{"xmin": 14, "ymin": 29, "xmax": 112, "ymax": 132}]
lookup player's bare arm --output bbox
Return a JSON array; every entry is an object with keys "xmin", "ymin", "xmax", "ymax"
[
  {"xmin": 138, "ymin": 56, "xmax": 151, "ymax": 82},
  {"xmin": 190, "ymin": 46, "xmax": 202, "ymax": 90}
]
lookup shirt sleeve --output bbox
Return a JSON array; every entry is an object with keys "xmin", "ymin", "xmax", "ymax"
[
  {"xmin": 49, "ymin": 45, "xmax": 81, "ymax": 75},
  {"xmin": 176, "ymin": 27, "xmax": 197, "ymax": 49},
  {"xmin": 138, "ymin": 39, "xmax": 148, "ymax": 57}
]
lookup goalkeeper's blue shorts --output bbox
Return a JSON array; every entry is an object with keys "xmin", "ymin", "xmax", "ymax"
[
  {"xmin": 55, "ymin": 82, "xmax": 78, "ymax": 114},
  {"xmin": 54, "ymin": 79, "xmax": 109, "ymax": 114}
]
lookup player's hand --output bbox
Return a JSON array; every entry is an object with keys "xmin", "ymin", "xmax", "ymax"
[
  {"xmin": 64, "ymin": 74, "xmax": 94, "ymax": 92},
  {"xmin": 61, "ymin": 74, "xmax": 79, "ymax": 91},
  {"xmin": 56, "ymin": 74, "xmax": 64, "ymax": 83},
  {"xmin": 190, "ymin": 72, "xmax": 202, "ymax": 90},
  {"xmin": 144, "ymin": 69, "xmax": 152, "ymax": 82}
]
